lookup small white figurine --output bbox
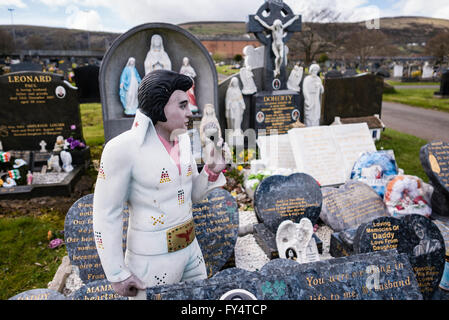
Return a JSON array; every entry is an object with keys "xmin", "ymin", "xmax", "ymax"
[
  {"xmin": 276, "ymin": 218, "xmax": 320, "ymax": 264},
  {"xmin": 144, "ymin": 34, "xmax": 172, "ymax": 75},
  {"xmin": 60, "ymin": 150, "xmax": 74, "ymax": 173},
  {"xmin": 287, "ymin": 64, "xmax": 303, "ymax": 92},
  {"xmin": 239, "ymin": 62, "xmax": 257, "ymax": 95},
  {"xmin": 225, "ymin": 77, "xmax": 246, "ymax": 136},
  {"xmin": 199, "ymin": 104, "xmax": 222, "ymax": 147},
  {"xmin": 120, "ymin": 57, "xmax": 142, "ymax": 116},
  {"xmin": 303, "ymin": 64, "xmax": 324, "ymax": 127},
  {"xmin": 39, "ymin": 140, "xmax": 47, "ymax": 153},
  {"xmin": 179, "ymin": 57, "xmax": 199, "ymax": 113},
  {"xmin": 53, "ymin": 136, "xmax": 65, "ymax": 152},
  {"xmin": 47, "ymin": 155, "xmax": 61, "ymax": 173}
]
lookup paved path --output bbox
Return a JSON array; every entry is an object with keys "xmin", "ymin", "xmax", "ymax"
[
  {"xmin": 382, "ymin": 101, "xmax": 449, "ymax": 143},
  {"xmin": 394, "ymin": 85, "xmax": 439, "ymax": 89}
]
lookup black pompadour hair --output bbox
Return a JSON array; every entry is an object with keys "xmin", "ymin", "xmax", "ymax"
[{"xmin": 137, "ymin": 69, "xmax": 193, "ymax": 124}]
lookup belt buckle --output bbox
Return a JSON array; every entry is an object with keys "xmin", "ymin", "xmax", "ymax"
[{"xmin": 166, "ymin": 219, "xmax": 195, "ymax": 253}]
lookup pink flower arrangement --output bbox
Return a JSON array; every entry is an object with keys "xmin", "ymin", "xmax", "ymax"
[{"xmin": 48, "ymin": 238, "xmax": 64, "ymax": 249}]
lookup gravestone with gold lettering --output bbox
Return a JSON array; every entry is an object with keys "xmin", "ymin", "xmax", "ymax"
[
  {"xmin": 0, "ymin": 71, "xmax": 84, "ymax": 151},
  {"xmin": 254, "ymin": 173, "xmax": 322, "ymax": 233},
  {"xmin": 420, "ymin": 141, "xmax": 449, "ymax": 216},
  {"xmin": 64, "ymin": 194, "xmax": 129, "ymax": 284},
  {"xmin": 192, "ymin": 188, "xmax": 239, "ymax": 277},
  {"xmin": 252, "ymin": 91, "xmax": 301, "ymax": 136},
  {"xmin": 9, "ymin": 289, "xmax": 67, "ymax": 300},
  {"xmin": 354, "ymin": 215, "xmax": 446, "ymax": 299},
  {"xmin": 320, "ymin": 181, "xmax": 389, "ymax": 232},
  {"xmin": 70, "ymin": 279, "xmax": 127, "ymax": 300},
  {"xmin": 146, "ymin": 250, "xmax": 423, "ymax": 300},
  {"xmin": 65, "ymin": 190, "xmax": 238, "ymax": 284},
  {"xmin": 253, "ymin": 173, "xmax": 322, "ymax": 259}
]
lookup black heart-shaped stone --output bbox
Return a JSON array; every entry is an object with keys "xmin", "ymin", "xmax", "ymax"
[
  {"xmin": 193, "ymin": 188, "xmax": 239, "ymax": 277},
  {"xmin": 321, "ymin": 181, "xmax": 389, "ymax": 232},
  {"xmin": 420, "ymin": 141, "xmax": 449, "ymax": 198},
  {"xmin": 254, "ymin": 173, "xmax": 322, "ymax": 233},
  {"xmin": 354, "ymin": 215, "xmax": 446, "ymax": 300}
]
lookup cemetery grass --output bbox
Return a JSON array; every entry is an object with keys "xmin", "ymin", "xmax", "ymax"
[
  {"xmin": 385, "ymin": 80, "xmax": 440, "ymax": 87},
  {"xmin": 0, "ymin": 103, "xmax": 103, "ymax": 300},
  {"xmin": 375, "ymin": 128, "xmax": 428, "ymax": 182},
  {"xmin": 216, "ymin": 65, "xmax": 240, "ymax": 77},
  {"xmin": 383, "ymin": 88, "xmax": 449, "ymax": 113}
]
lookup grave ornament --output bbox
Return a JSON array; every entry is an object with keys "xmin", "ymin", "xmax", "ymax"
[
  {"xmin": 239, "ymin": 64, "xmax": 258, "ymax": 95},
  {"xmin": 303, "ymin": 64, "xmax": 324, "ymax": 127},
  {"xmin": 384, "ymin": 175, "xmax": 432, "ymax": 218},
  {"xmin": 119, "ymin": 57, "xmax": 142, "ymax": 116},
  {"xmin": 253, "ymin": 14, "xmax": 299, "ymax": 78},
  {"xmin": 350, "ymin": 150, "xmax": 398, "ymax": 198},
  {"xmin": 144, "ymin": 34, "xmax": 172, "ymax": 75},
  {"xmin": 287, "ymin": 64, "xmax": 303, "ymax": 92},
  {"xmin": 92, "ymin": 70, "xmax": 227, "ymax": 300},
  {"xmin": 199, "ymin": 104, "xmax": 222, "ymax": 147},
  {"xmin": 60, "ymin": 150, "xmax": 74, "ymax": 173},
  {"xmin": 276, "ymin": 218, "xmax": 320, "ymax": 264},
  {"xmin": 179, "ymin": 56, "xmax": 199, "ymax": 113},
  {"xmin": 225, "ymin": 77, "xmax": 246, "ymax": 136}
]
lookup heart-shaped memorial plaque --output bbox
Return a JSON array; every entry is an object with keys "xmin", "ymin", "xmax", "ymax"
[
  {"xmin": 354, "ymin": 215, "xmax": 446, "ymax": 300},
  {"xmin": 420, "ymin": 141, "xmax": 449, "ymax": 198},
  {"xmin": 64, "ymin": 194, "xmax": 129, "ymax": 284},
  {"xmin": 254, "ymin": 173, "xmax": 322, "ymax": 233},
  {"xmin": 193, "ymin": 188, "xmax": 239, "ymax": 277},
  {"xmin": 321, "ymin": 181, "xmax": 388, "ymax": 232}
]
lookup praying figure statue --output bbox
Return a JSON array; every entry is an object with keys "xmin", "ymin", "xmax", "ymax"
[
  {"xmin": 179, "ymin": 57, "xmax": 199, "ymax": 113},
  {"xmin": 239, "ymin": 56, "xmax": 257, "ymax": 95},
  {"xmin": 303, "ymin": 63, "xmax": 324, "ymax": 127},
  {"xmin": 287, "ymin": 64, "xmax": 303, "ymax": 92},
  {"xmin": 225, "ymin": 77, "xmax": 246, "ymax": 136},
  {"xmin": 254, "ymin": 14, "xmax": 300, "ymax": 78},
  {"xmin": 199, "ymin": 104, "xmax": 222, "ymax": 147},
  {"xmin": 120, "ymin": 57, "xmax": 142, "ymax": 116},
  {"xmin": 144, "ymin": 34, "xmax": 172, "ymax": 75}
]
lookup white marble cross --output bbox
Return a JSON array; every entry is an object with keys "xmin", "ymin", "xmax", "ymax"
[{"xmin": 39, "ymin": 140, "xmax": 47, "ymax": 152}]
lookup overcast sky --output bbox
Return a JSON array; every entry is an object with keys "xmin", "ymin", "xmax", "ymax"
[{"xmin": 0, "ymin": 0, "xmax": 448, "ymax": 33}]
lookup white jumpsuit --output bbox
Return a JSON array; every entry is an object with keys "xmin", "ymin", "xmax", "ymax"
[{"xmin": 93, "ymin": 109, "xmax": 226, "ymax": 299}]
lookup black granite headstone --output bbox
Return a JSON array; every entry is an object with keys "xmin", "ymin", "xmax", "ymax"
[
  {"xmin": 9, "ymin": 289, "xmax": 67, "ymax": 300},
  {"xmin": 434, "ymin": 69, "xmax": 449, "ymax": 97},
  {"xmin": 329, "ymin": 227, "xmax": 358, "ymax": 258},
  {"xmin": 252, "ymin": 90, "xmax": 302, "ymax": 135},
  {"xmin": 73, "ymin": 65, "xmax": 100, "ymax": 103},
  {"xmin": 420, "ymin": 141, "xmax": 449, "ymax": 216},
  {"xmin": 354, "ymin": 215, "xmax": 446, "ymax": 299},
  {"xmin": 325, "ymin": 70, "xmax": 343, "ymax": 79},
  {"xmin": 320, "ymin": 181, "xmax": 388, "ymax": 232},
  {"xmin": 146, "ymin": 250, "xmax": 423, "ymax": 300},
  {"xmin": 64, "ymin": 194, "xmax": 129, "ymax": 283},
  {"xmin": 70, "ymin": 279, "xmax": 128, "ymax": 300},
  {"xmin": 0, "ymin": 72, "xmax": 84, "ymax": 151},
  {"xmin": 254, "ymin": 173, "xmax": 322, "ymax": 233},
  {"xmin": 322, "ymin": 73, "xmax": 383, "ymax": 126},
  {"xmin": 192, "ymin": 188, "xmax": 239, "ymax": 277}
]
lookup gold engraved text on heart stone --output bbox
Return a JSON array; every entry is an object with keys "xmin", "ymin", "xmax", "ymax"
[{"xmin": 429, "ymin": 154, "xmax": 441, "ymax": 174}]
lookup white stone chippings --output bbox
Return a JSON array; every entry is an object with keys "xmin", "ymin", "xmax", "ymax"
[
  {"xmin": 32, "ymin": 172, "xmax": 69, "ymax": 184},
  {"xmin": 234, "ymin": 234, "xmax": 270, "ymax": 271}
]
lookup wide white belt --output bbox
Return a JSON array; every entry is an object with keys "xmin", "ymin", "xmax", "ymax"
[{"xmin": 127, "ymin": 218, "xmax": 195, "ymax": 256}]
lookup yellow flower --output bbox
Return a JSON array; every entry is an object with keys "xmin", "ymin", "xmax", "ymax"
[
  {"xmin": 231, "ymin": 191, "xmax": 237, "ymax": 197},
  {"xmin": 237, "ymin": 165, "xmax": 243, "ymax": 171}
]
